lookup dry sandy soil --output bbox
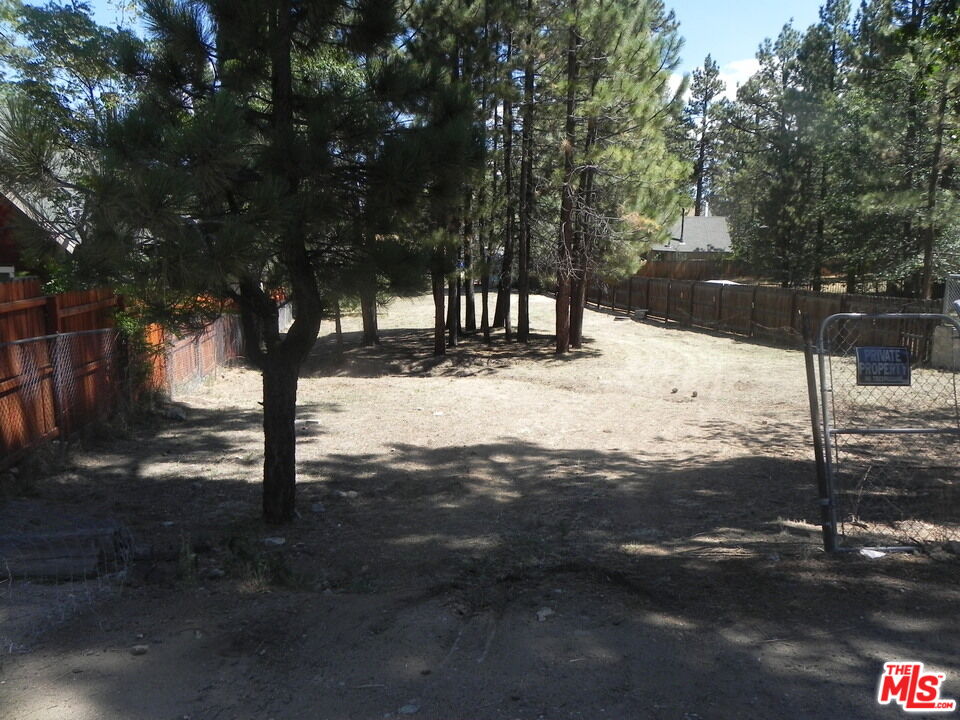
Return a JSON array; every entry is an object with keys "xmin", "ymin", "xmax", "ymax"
[{"xmin": 1, "ymin": 292, "xmax": 958, "ymax": 720}]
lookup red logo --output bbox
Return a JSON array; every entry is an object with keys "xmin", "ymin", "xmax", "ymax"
[{"xmin": 878, "ymin": 662, "xmax": 957, "ymax": 712}]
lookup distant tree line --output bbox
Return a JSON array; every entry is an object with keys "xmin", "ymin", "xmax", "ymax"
[{"xmin": 684, "ymin": 0, "xmax": 960, "ymax": 298}]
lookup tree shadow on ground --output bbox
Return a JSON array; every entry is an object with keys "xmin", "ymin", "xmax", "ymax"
[
  {"xmin": 4, "ymin": 411, "xmax": 959, "ymax": 719},
  {"xmin": 302, "ymin": 327, "xmax": 601, "ymax": 379}
]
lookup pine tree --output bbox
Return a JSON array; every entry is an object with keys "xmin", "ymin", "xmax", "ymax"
[
  {"xmin": 552, "ymin": 0, "xmax": 685, "ymax": 351},
  {"xmin": 66, "ymin": 0, "xmax": 458, "ymax": 521},
  {"xmin": 686, "ymin": 55, "xmax": 725, "ymax": 217}
]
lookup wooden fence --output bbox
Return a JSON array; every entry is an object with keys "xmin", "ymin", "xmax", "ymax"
[
  {"xmin": 1, "ymin": 278, "xmax": 248, "ymax": 466},
  {"xmin": 588, "ymin": 277, "xmax": 942, "ymax": 356},
  {"xmin": 0, "ymin": 279, "xmax": 120, "ymax": 466},
  {"xmin": 149, "ymin": 315, "xmax": 244, "ymax": 398}
]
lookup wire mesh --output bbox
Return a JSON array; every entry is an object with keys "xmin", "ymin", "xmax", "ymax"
[
  {"xmin": 818, "ymin": 314, "xmax": 960, "ymax": 548},
  {"xmin": 165, "ymin": 314, "xmax": 244, "ymax": 398},
  {"xmin": 1, "ymin": 330, "xmax": 121, "ymax": 463},
  {"xmin": 944, "ymin": 275, "xmax": 960, "ymax": 317}
]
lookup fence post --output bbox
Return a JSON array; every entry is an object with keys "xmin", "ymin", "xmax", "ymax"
[
  {"xmin": 627, "ymin": 278, "xmax": 634, "ymax": 313},
  {"xmin": 789, "ymin": 290, "xmax": 799, "ymax": 341},
  {"xmin": 665, "ymin": 280, "xmax": 671, "ymax": 324},
  {"xmin": 802, "ymin": 314, "xmax": 836, "ymax": 552},
  {"xmin": 689, "ymin": 281, "xmax": 696, "ymax": 326},
  {"xmin": 716, "ymin": 284, "xmax": 724, "ymax": 330},
  {"xmin": 611, "ymin": 287, "xmax": 617, "ymax": 312},
  {"xmin": 748, "ymin": 285, "xmax": 759, "ymax": 337},
  {"xmin": 43, "ymin": 294, "xmax": 69, "ymax": 438},
  {"xmin": 45, "ymin": 295, "xmax": 61, "ymax": 335}
]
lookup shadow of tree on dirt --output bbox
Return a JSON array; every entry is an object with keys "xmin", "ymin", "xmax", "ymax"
[
  {"xmin": 5, "ymin": 406, "xmax": 959, "ymax": 719},
  {"xmin": 302, "ymin": 328, "xmax": 602, "ymax": 379}
]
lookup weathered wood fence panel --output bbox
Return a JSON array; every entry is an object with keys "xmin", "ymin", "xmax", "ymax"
[{"xmin": 588, "ymin": 277, "xmax": 941, "ymax": 349}]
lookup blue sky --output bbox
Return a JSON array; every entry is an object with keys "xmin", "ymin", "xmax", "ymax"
[{"xmin": 669, "ymin": 0, "xmax": 826, "ymax": 96}]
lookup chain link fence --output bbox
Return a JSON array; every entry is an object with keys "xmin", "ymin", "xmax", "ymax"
[
  {"xmin": 164, "ymin": 314, "xmax": 244, "ymax": 398},
  {"xmin": 1, "ymin": 330, "xmax": 122, "ymax": 465},
  {"xmin": 815, "ymin": 313, "xmax": 960, "ymax": 549},
  {"xmin": 943, "ymin": 275, "xmax": 960, "ymax": 317},
  {"xmin": 1, "ymin": 331, "xmax": 129, "ymax": 650}
]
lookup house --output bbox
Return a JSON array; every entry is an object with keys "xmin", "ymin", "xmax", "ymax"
[
  {"xmin": 0, "ymin": 192, "xmax": 75, "ymax": 279},
  {"xmin": 0, "ymin": 196, "xmax": 24, "ymax": 278},
  {"xmin": 649, "ymin": 215, "xmax": 732, "ymax": 261}
]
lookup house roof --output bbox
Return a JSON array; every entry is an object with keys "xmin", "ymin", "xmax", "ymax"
[
  {"xmin": 0, "ymin": 190, "xmax": 79, "ymax": 254},
  {"xmin": 650, "ymin": 216, "xmax": 732, "ymax": 254}
]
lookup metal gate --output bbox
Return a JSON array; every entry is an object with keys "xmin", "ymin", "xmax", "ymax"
[{"xmin": 808, "ymin": 311, "xmax": 960, "ymax": 551}]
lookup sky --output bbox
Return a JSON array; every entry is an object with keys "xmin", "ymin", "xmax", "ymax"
[
  {"xmin": 668, "ymin": 0, "xmax": 826, "ymax": 97},
  {"xmin": 88, "ymin": 0, "xmax": 827, "ymax": 98}
]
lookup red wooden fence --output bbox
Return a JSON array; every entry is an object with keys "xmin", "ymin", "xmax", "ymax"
[
  {"xmin": 2, "ymin": 279, "xmax": 246, "ymax": 466},
  {"xmin": 148, "ymin": 315, "xmax": 243, "ymax": 397},
  {"xmin": 0, "ymin": 280, "xmax": 121, "ymax": 466}
]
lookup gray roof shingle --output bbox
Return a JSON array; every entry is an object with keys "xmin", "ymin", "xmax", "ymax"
[{"xmin": 650, "ymin": 216, "xmax": 732, "ymax": 253}]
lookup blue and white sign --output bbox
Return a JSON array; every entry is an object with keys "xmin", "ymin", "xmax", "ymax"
[{"xmin": 855, "ymin": 346, "xmax": 911, "ymax": 386}]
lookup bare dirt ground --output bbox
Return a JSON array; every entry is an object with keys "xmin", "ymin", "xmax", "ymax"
[{"xmin": 2, "ymin": 292, "xmax": 959, "ymax": 720}]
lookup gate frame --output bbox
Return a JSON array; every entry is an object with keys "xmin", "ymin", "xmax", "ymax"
[{"xmin": 812, "ymin": 311, "xmax": 960, "ymax": 552}]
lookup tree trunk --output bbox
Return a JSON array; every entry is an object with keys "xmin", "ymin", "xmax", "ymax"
[
  {"xmin": 238, "ymin": 296, "xmax": 265, "ymax": 367},
  {"xmin": 494, "ymin": 34, "xmax": 514, "ymax": 336},
  {"xmin": 556, "ymin": 14, "xmax": 579, "ymax": 355},
  {"xmin": 360, "ymin": 284, "xmax": 379, "ymax": 346},
  {"xmin": 446, "ymin": 276, "xmax": 459, "ymax": 347},
  {"xmin": 921, "ymin": 83, "xmax": 947, "ymax": 300},
  {"xmin": 556, "ymin": 276, "xmax": 571, "ymax": 354},
  {"xmin": 481, "ymin": 263, "xmax": 491, "ymax": 344},
  {"xmin": 260, "ymin": 0, "xmax": 323, "ymax": 523},
  {"xmin": 569, "ymin": 274, "xmax": 587, "ymax": 348},
  {"xmin": 262, "ymin": 355, "xmax": 299, "ymax": 523},
  {"xmin": 517, "ymin": 14, "xmax": 535, "ymax": 344},
  {"xmin": 334, "ymin": 300, "xmax": 343, "ymax": 347},
  {"xmin": 464, "ymin": 195, "xmax": 477, "ymax": 333},
  {"xmin": 813, "ymin": 212, "xmax": 825, "ymax": 292},
  {"xmin": 432, "ymin": 251, "xmax": 447, "ymax": 356},
  {"xmin": 570, "ymin": 110, "xmax": 597, "ymax": 350},
  {"xmin": 694, "ymin": 137, "xmax": 707, "ymax": 216}
]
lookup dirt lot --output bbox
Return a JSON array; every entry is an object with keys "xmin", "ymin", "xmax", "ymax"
[{"xmin": 2, "ymin": 292, "xmax": 959, "ymax": 719}]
